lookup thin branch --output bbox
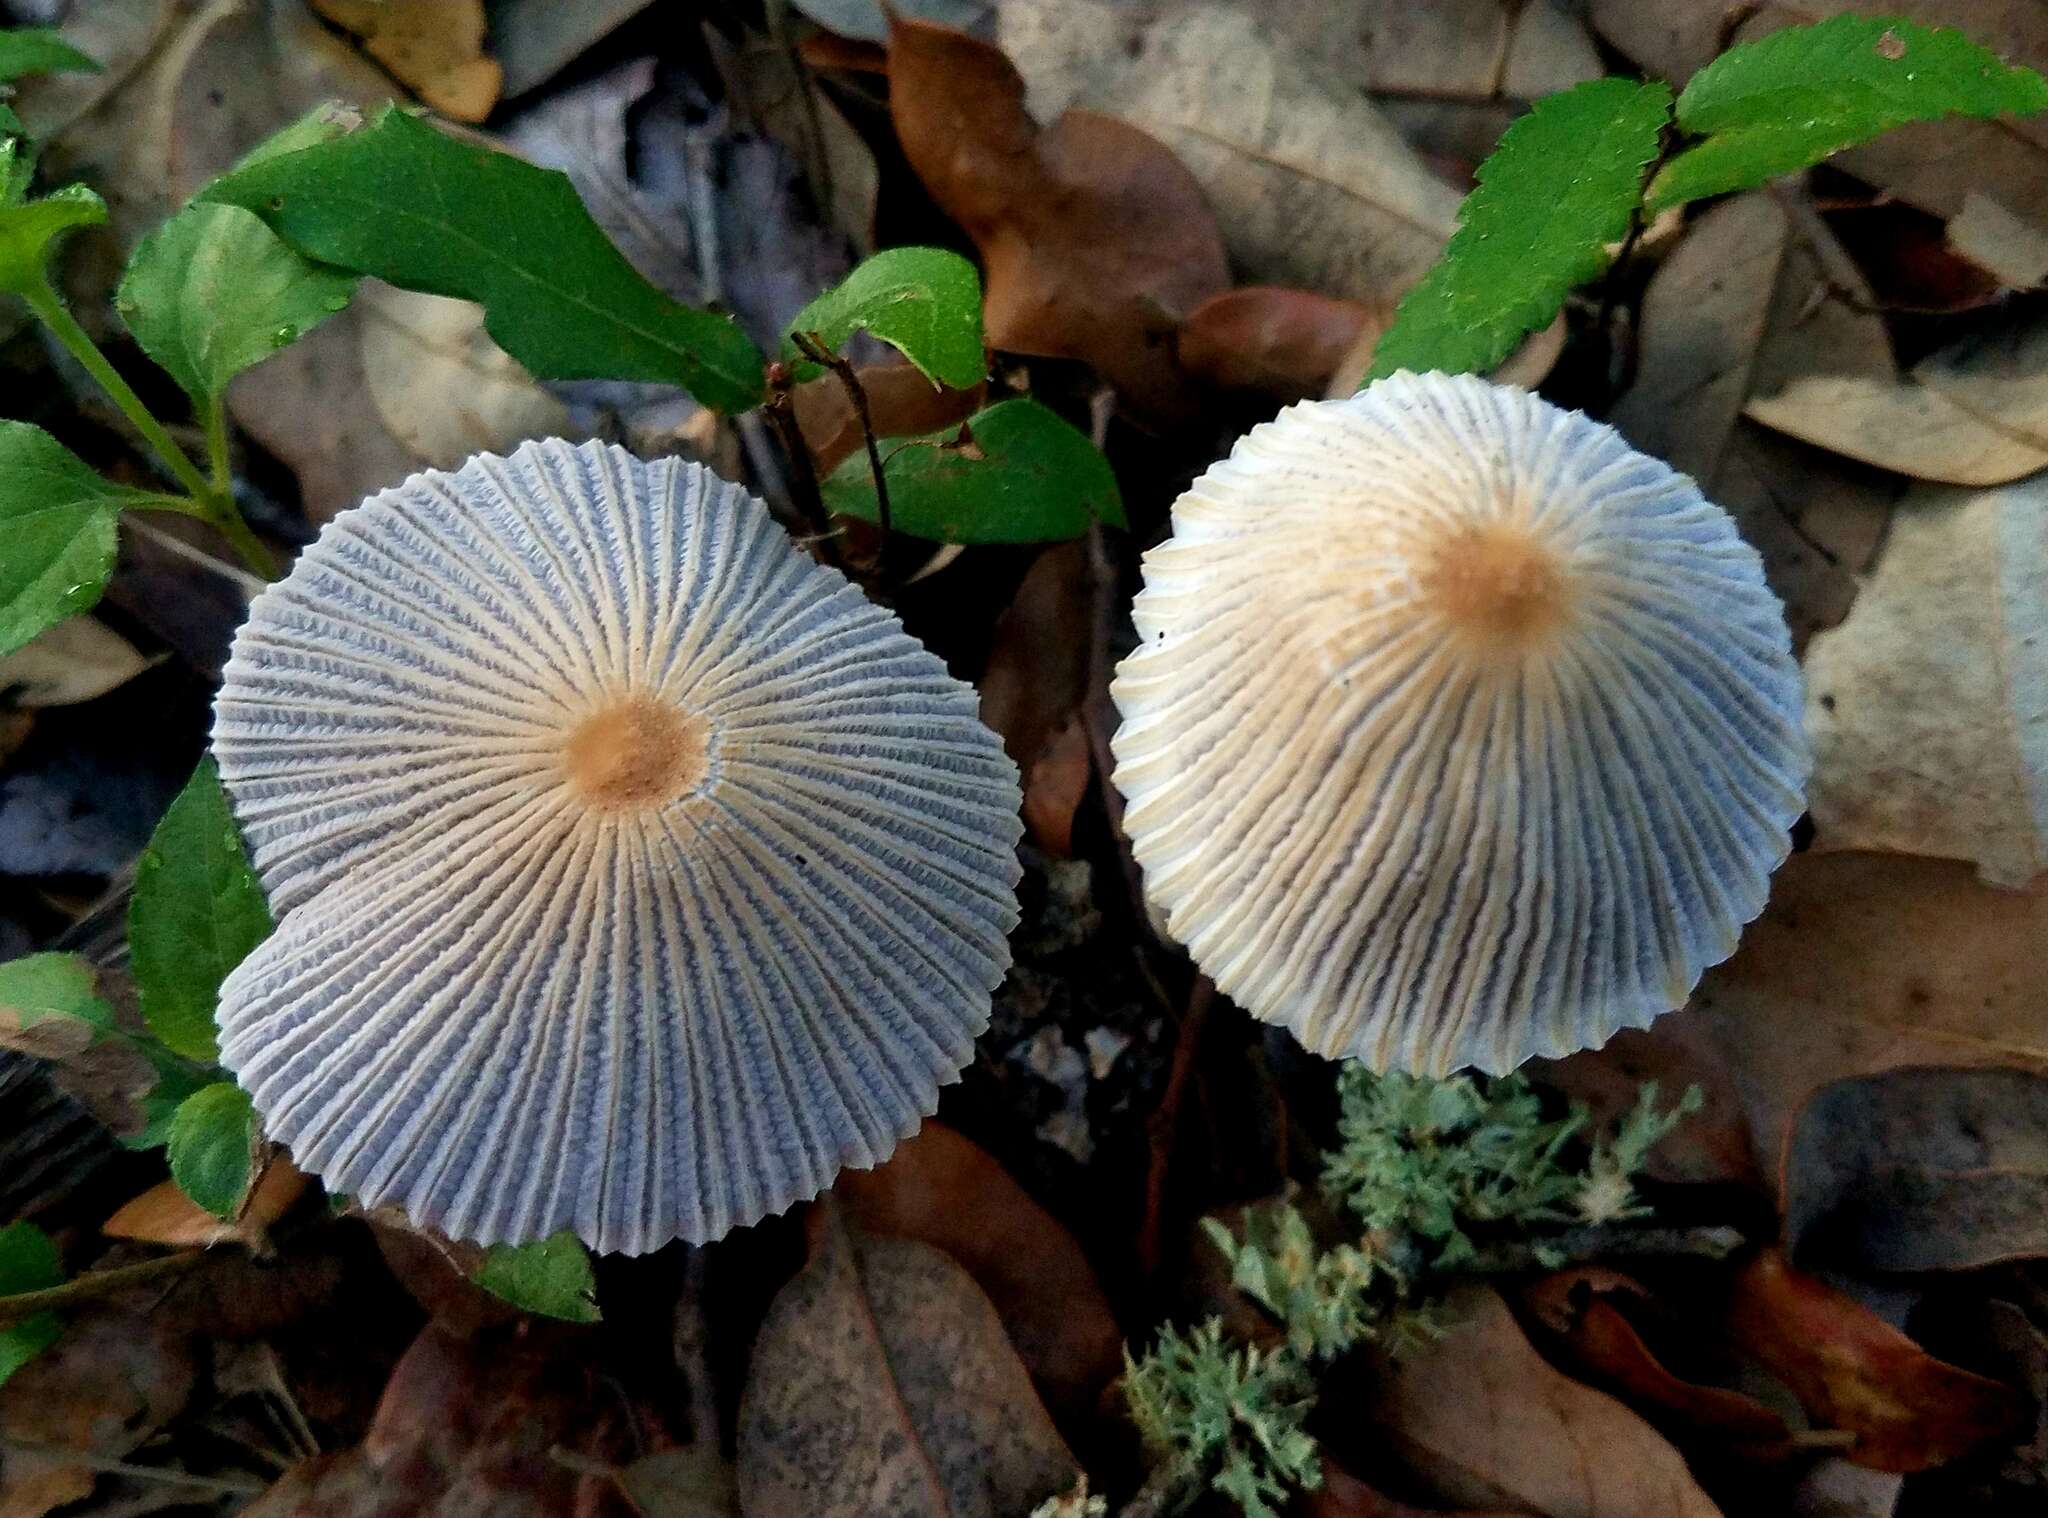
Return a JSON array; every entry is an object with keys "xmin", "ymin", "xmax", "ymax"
[{"xmin": 790, "ymin": 329, "xmax": 892, "ymax": 536}]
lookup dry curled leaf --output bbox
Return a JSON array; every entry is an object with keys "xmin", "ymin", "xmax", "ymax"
[
  {"xmin": 792, "ymin": 361, "xmax": 985, "ymax": 476},
  {"xmin": 103, "ymin": 1156, "xmax": 310, "ymax": 1249},
  {"xmin": 1177, "ymin": 287, "xmax": 1392, "ymax": 402},
  {"xmin": 736, "ymin": 1203, "xmax": 1078, "ymax": 1518},
  {"xmin": 1358, "ymin": 1285, "xmax": 1724, "ymax": 1517},
  {"xmin": 887, "ymin": 17, "xmax": 1229, "ymax": 422},
  {"xmin": 1725, "ymin": 1248, "xmax": 2028, "ymax": 1472},
  {"xmin": 1784, "ymin": 1066, "xmax": 2048, "ymax": 1273},
  {"xmin": 832, "ymin": 1121, "xmax": 1122, "ymax": 1423},
  {"xmin": 312, "ymin": 0, "xmax": 503, "ymax": 122},
  {"xmin": 1802, "ymin": 474, "xmax": 2048, "ymax": 887}
]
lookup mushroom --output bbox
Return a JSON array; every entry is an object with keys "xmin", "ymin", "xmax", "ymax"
[
  {"xmin": 1110, "ymin": 372, "xmax": 1810, "ymax": 1075},
  {"xmin": 211, "ymin": 440, "xmax": 1022, "ymax": 1252}
]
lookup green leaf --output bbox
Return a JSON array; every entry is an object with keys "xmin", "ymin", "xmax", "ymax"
[
  {"xmin": 0, "ymin": 952, "xmax": 114, "ymax": 1032},
  {"xmin": 204, "ymin": 106, "xmax": 765, "ymax": 412},
  {"xmin": 1368, "ymin": 78, "xmax": 1671, "ymax": 382},
  {"xmin": 820, "ymin": 398, "xmax": 1125, "ymax": 543},
  {"xmin": 127, "ymin": 1051, "xmax": 214, "ymax": 1152},
  {"xmin": 0, "ymin": 1220, "xmax": 64, "ymax": 1388},
  {"xmin": 783, "ymin": 246, "xmax": 985, "ymax": 388},
  {"xmin": 0, "ymin": 421, "xmax": 174, "ymax": 657},
  {"xmin": 129, "ymin": 758, "xmax": 273, "ymax": 1061},
  {"xmin": 118, "ymin": 202, "xmax": 357, "ymax": 405},
  {"xmin": 0, "ymin": 182, "xmax": 104, "ymax": 293},
  {"xmin": 0, "ymin": 27, "xmax": 100, "ymax": 84},
  {"xmin": 1647, "ymin": 17, "xmax": 2048, "ymax": 212},
  {"xmin": 473, "ymin": 1232, "xmax": 601, "ymax": 1323},
  {"xmin": 166, "ymin": 1080, "xmax": 256, "ymax": 1219}
]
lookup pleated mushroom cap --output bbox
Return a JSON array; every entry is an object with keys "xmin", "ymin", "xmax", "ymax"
[
  {"xmin": 1110, "ymin": 372, "xmax": 1809, "ymax": 1075},
  {"xmin": 212, "ymin": 439, "xmax": 1022, "ymax": 1252}
]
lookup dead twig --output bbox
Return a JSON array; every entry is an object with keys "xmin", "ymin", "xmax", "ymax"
[{"xmin": 790, "ymin": 328, "xmax": 893, "ymax": 536}]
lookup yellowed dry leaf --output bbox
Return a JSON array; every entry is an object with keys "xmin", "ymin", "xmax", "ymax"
[
  {"xmin": 1802, "ymin": 475, "xmax": 2048, "ymax": 886},
  {"xmin": 1360, "ymin": 1284, "xmax": 1724, "ymax": 1517},
  {"xmin": 313, "ymin": 0, "xmax": 502, "ymax": 122},
  {"xmin": 0, "ymin": 617, "xmax": 153, "ymax": 707},
  {"xmin": 1000, "ymin": 0, "xmax": 1462, "ymax": 301},
  {"xmin": 1744, "ymin": 375, "xmax": 2048, "ymax": 487},
  {"xmin": 1688, "ymin": 851, "xmax": 2048, "ymax": 1175},
  {"xmin": 1947, "ymin": 192, "xmax": 2048, "ymax": 288}
]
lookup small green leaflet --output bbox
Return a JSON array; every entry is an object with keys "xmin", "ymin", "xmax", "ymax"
[
  {"xmin": 0, "ymin": 27, "xmax": 99, "ymax": 83},
  {"xmin": 821, "ymin": 398, "xmax": 1125, "ymax": 543},
  {"xmin": 1647, "ymin": 17, "xmax": 2048, "ymax": 212},
  {"xmin": 783, "ymin": 247, "xmax": 986, "ymax": 388},
  {"xmin": 0, "ymin": 1220, "xmax": 64, "ymax": 1388},
  {"xmin": 166, "ymin": 1081, "xmax": 257, "ymax": 1219},
  {"xmin": 129, "ymin": 758, "xmax": 273, "ymax": 1062},
  {"xmin": 118, "ymin": 203, "xmax": 357, "ymax": 406},
  {"xmin": 0, "ymin": 421, "xmax": 179, "ymax": 657},
  {"xmin": 128, "ymin": 1050, "xmax": 213, "ymax": 1153},
  {"xmin": 0, "ymin": 952, "xmax": 114, "ymax": 1032},
  {"xmin": 204, "ymin": 107, "xmax": 765, "ymax": 413},
  {"xmin": 1368, "ymin": 77, "xmax": 1671, "ymax": 382},
  {"xmin": 0, "ymin": 182, "xmax": 104, "ymax": 293},
  {"xmin": 473, "ymin": 1232, "xmax": 601, "ymax": 1323}
]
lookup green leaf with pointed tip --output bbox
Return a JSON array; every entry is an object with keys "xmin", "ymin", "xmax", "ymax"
[
  {"xmin": 0, "ymin": 134, "xmax": 32, "ymax": 208},
  {"xmin": 1648, "ymin": 16, "xmax": 2048, "ymax": 212},
  {"xmin": 129, "ymin": 758, "xmax": 273, "ymax": 1062},
  {"xmin": 127, "ymin": 1051, "xmax": 213, "ymax": 1153},
  {"xmin": 474, "ymin": 1232, "xmax": 601, "ymax": 1322},
  {"xmin": 784, "ymin": 246, "xmax": 985, "ymax": 388},
  {"xmin": 234, "ymin": 105, "xmax": 361, "ymax": 172},
  {"xmin": 0, "ymin": 421, "xmax": 178, "ymax": 657},
  {"xmin": 820, "ymin": 397, "xmax": 1124, "ymax": 543},
  {"xmin": 0, "ymin": 27, "xmax": 99, "ymax": 83},
  {"xmin": 166, "ymin": 1081, "xmax": 257, "ymax": 1219},
  {"xmin": 0, "ymin": 182, "xmax": 103, "ymax": 293},
  {"xmin": 0, "ymin": 952, "xmax": 114, "ymax": 1032},
  {"xmin": 1368, "ymin": 77, "xmax": 1671, "ymax": 382},
  {"xmin": 118, "ymin": 202, "xmax": 357, "ymax": 406},
  {"xmin": 0, "ymin": 1219, "xmax": 63, "ymax": 1386},
  {"xmin": 204, "ymin": 106, "xmax": 764, "ymax": 412}
]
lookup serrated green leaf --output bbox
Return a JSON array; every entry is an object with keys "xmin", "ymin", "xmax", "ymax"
[
  {"xmin": 166, "ymin": 1080, "xmax": 256, "ymax": 1219},
  {"xmin": 1368, "ymin": 77, "xmax": 1671, "ymax": 382},
  {"xmin": 129, "ymin": 758, "xmax": 273, "ymax": 1061},
  {"xmin": 820, "ymin": 398, "xmax": 1124, "ymax": 543},
  {"xmin": 473, "ymin": 1232, "xmax": 601, "ymax": 1323},
  {"xmin": 784, "ymin": 246, "xmax": 985, "ymax": 388},
  {"xmin": 118, "ymin": 202, "xmax": 357, "ymax": 405},
  {"xmin": 0, "ymin": 27, "xmax": 99, "ymax": 83},
  {"xmin": 0, "ymin": 952, "xmax": 114, "ymax": 1032},
  {"xmin": 0, "ymin": 1220, "xmax": 64, "ymax": 1388},
  {"xmin": 0, "ymin": 134, "xmax": 32, "ymax": 208},
  {"xmin": 204, "ymin": 106, "xmax": 764, "ymax": 412},
  {"xmin": 1647, "ymin": 16, "xmax": 2048, "ymax": 212},
  {"xmin": 0, "ymin": 182, "xmax": 103, "ymax": 293},
  {"xmin": 0, "ymin": 421, "xmax": 176, "ymax": 657},
  {"xmin": 233, "ymin": 105, "xmax": 360, "ymax": 172},
  {"xmin": 127, "ymin": 1050, "xmax": 214, "ymax": 1152}
]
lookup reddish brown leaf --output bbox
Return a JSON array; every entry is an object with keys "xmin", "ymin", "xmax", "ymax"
[
  {"xmin": 791, "ymin": 360, "xmax": 986, "ymax": 476},
  {"xmin": 736, "ymin": 1201, "xmax": 1078, "ymax": 1517},
  {"xmin": 1724, "ymin": 1248, "xmax": 2027, "ymax": 1472},
  {"xmin": 1177, "ymin": 287, "xmax": 1389, "ymax": 402},
  {"xmin": 832, "ymin": 1121, "xmax": 1121, "ymax": 1422},
  {"xmin": 1306, "ymin": 1456, "xmax": 1535, "ymax": 1517},
  {"xmin": 887, "ymin": 18, "xmax": 1230, "ymax": 423},
  {"xmin": 1783, "ymin": 1066, "xmax": 2048, "ymax": 1273},
  {"xmin": 1020, "ymin": 714, "xmax": 1092, "ymax": 856},
  {"xmin": 1521, "ymin": 1269, "xmax": 1791, "ymax": 1448},
  {"xmin": 102, "ymin": 1155, "xmax": 310, "ymax": 1247}
]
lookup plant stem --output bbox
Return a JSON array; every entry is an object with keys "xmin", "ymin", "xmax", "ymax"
[
  {"xmin": 790, "ymin": 329, "xmax": 892, "ymax": 536},
  {"xmin": 204, "ymin": 393, "xmax": 231, "ymax": 494},
  {"xmin": 21, "ymin": 277, "xmax": 274, "ymax": 578},
  {"xmin": 0, "ymin": 1249, "xmax": 206, "ymax": 1324}
]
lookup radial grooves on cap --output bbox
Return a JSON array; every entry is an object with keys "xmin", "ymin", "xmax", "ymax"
[
  {"xmin": 212, "ymin": 440, "xmax": 1022, "ymax": 1252},
  {"xmin": 1110, "ymin": 372, "xmax": 1810, "ymax": 1076}
]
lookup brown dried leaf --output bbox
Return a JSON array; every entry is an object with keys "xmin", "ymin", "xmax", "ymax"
[
  {"xmin": 1358, "ymin": 1285, "xmax": 1724, "ymax": 1517},
  {"xmin": 311, "ymin": 0, "xmax": 502, "ymax": 122},
  {"xmin": 0, "ymin": 618, "xmax": 153, "ymax": 708},
  {"xmin": 103, "ymin": 1156, "xmax": 310, "ymax": 1248},
  {"xmin": 1306, "ymin": 1456, "xmax": 1535, "ymax": 1518},
  {"xmin": 736, "ymin": 1203, "xmax": 1078, "ymax": 1517},
  {"xmin": 1178, "ymin": 287, "xmax": 1389, "ymax": 402},
  {"xmin": 1743, "ymin": 374, "xmax": 2048, "ymax": 485},
  {"xmin": 1914, "ymin": 313, "xmax": 2048, "ymax": 449},
  {"xmin": 1688, "ymin": 852, "xmax": 2048, "ymax": 1181},
  {"xmin": 887, "ymin": 18, "xmax": 1228, "ymax": 422},
  {"xmin": 792, "ymin": 361, "xmax": 985, "ymax": 477},
  {"xmin": 1802, "ymin": 474, "xmax": 2048, "ymax": 887},
  {"xmin": 832, "ymin": 1121, "xmax": 1122, "ymax": 1421},
  {"xmin": 1725, "ymin": 1249, "xmax": 2027, "ymax": 1471},
  {"xmin": 1784, "ymin": 1067, "xmax": 2048, "ymax": 1273}
]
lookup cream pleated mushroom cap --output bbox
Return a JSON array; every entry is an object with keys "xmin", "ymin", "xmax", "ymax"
[
  {"xmin": 1111, "ymin": 372, "xmax": 1810, "ymax": 1075},
  {"xmin": 211, "ymin": 439, "xmax": 1022, "ymax": 1253}
]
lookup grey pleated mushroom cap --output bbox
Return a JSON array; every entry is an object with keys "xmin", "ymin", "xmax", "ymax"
[
  {"xmin": 1111, "ymin": 372, "xmax": 1810, "ymax": 1075},
  {"xmin": 211, "ymin": 439, "xmax": 1022, "ymax": 1253}
]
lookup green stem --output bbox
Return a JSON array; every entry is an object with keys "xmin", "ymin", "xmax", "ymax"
[
  {"xmin": 21, "ymin": 277, "xmax": 273, "ymax": 578},
  {"xmin": 203, "ymin": 394, "xmax": 230, "ymax": 494}
]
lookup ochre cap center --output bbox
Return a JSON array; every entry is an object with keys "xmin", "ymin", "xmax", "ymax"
[
  {"xmin": 1418, "ymin": 523, "xmax": 1573, "ymax": 649},
  {"xmin": 562, "ymin": 696, "xmax": 708, "ymax": 811}
]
